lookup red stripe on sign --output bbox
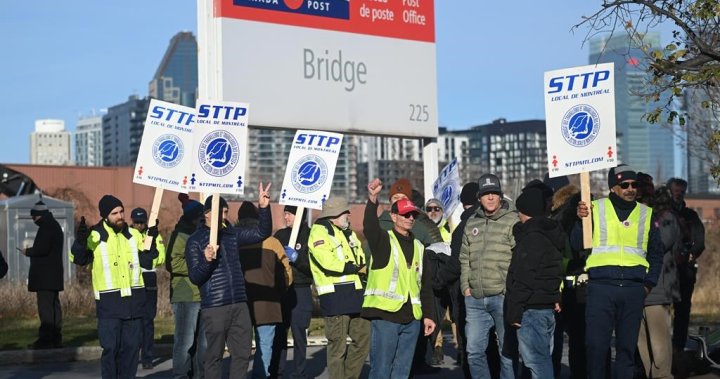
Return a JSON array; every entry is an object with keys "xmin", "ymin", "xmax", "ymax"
[{"xmin": 216, "ymin": 0, "xmax": 435, "ymax": 43}]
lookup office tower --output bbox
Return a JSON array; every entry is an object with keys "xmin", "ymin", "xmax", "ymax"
[
  {"xmin": 149, "ymin": 31, "xmax": 198, "ymax": 107},
  {"xmin": 30, "ymin": 119, "xmax": 71, "ymax": 165},
  {"xmin": 102, "ymin": 95, "xmax": 150, "ymax": 166},
  {"xmin": 75, "ymin": 114, "xmax": 103, "ymax": 167},
  {"xmin": 589, "ymin": 33, "xmax": 676, "ymax": 182}
]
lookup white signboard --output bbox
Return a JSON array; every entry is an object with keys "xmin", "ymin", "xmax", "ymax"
[
  {"xmin": 279, "ymin": 130, "xmax": 344, "ymax": 210},
  {"xmin": 198, "ymin": 0, "xmax": 437, "ymax": 138},
  {"xmin": 188, "ymin": 99, "xmax": 249, "ymax": 195},
  {"xmin": 133, "ymin": 99, "xmax": 195, "ymax": 193},
  {"xmin": 544, "ymin": 63, "xmax": 618, "ymax": 177},
  {"xmin": 432, "ymin": 158, "xmax": 462, "ymax": 217}
]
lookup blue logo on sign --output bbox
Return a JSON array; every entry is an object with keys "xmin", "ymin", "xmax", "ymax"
[
  {"xmin": 441, "ymin": 186, "xmax": 453, "ymax": 208},
  {"xmin": 561, "ymin": 104, "xmax": 601, "ymax": 147},
  {"xmin": 198, "ymin": 131, "xmax": 240, "ymax": 177},
  {"xmin": 291, "ymin": 155, "xmax": 328, "ymax": 194},
  {"xmin": 152, "ymin": 134, "xmax": 184, "ymax": 168}
]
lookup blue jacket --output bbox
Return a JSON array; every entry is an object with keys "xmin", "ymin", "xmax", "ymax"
[{"xmin": 186, "ymin": 207, "xmax": 272, "ymax": 309}]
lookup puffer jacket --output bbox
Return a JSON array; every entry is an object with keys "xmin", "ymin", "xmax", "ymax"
[
  {"xmin": 646, "ymin": 210, "xmax": 681, "ymax": 305},
  {"xmin": 460, "ymin": 200, "xmax": 517, "ymax": 298},
  {"xmin": 186, "ymin": 207, "xmax": 272, "ymax": 309}
]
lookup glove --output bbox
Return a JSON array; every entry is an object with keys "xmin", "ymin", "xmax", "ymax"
[
  {"xmin": 342, "ymin": 262, "xmax": 360, "ymax": 275},
  {"xmin": 427, "ymin": 242, "xmax": 451, "ymax": 256},
  {"xmin": 284, "ymin": 246, "xmax": 298, "ymax": 263},
  {"xmin": 148, "ymin": 220, "xmax": 159, "ymax": 238},
  {"xmin": 76, "ymin": 216, "xmax": 89, "ymax": 244}
]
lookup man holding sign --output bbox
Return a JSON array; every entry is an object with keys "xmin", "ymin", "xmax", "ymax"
[
  {"xmin": 185, "ymin": 183, "xmax": 273, "ymax": 379},
  {"xmin": 574, "ymin": 165, "xmax": 663, "ymax": 379}
]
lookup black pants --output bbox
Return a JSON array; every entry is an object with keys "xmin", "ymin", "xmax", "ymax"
[
  {"xmin": 277, "ymin": 285, "xmax": 313, "ymax": 378},
  {"xmin": 36, "ymin": 290, "xmax": 62, "ymax": 346},
  {"xmin": 98, "ymin": 317, "xmax": 142, "ymax": 379},
  {"xmin": 673, "ymin": 263, "xmax": 697, "ymax": 350},
  {"xmin": 141, "ymin": 288, "xmax": 158, "ymax": 364}
]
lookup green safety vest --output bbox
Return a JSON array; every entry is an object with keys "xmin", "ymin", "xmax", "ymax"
[
  {"xmin": 586, "ymin": 198, "xmax": 651, "ymax": 270},
  {"xmin": 308, "ymin": 223, "xmax": 365, "ymax": 295},
  {"xmin": 75, "ymin": 222, "xmax": 146, "ymax": 299},
  {"xmin": 363, "ymin": 231, "xmax": 424, "ymax": 320}
]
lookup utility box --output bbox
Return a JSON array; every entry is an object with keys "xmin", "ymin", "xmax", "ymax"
[{"xmin": 0, "ymin": 195, "xmax": 75, "ymax": 284}]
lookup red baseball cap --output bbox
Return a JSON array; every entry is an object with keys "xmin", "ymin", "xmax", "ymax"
[{"xmin": 392, "ymin": 199, "xmax": 420, "ymax": 216}]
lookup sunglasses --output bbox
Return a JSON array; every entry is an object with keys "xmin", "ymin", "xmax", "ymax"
[
  {"xmin": 618, "ymin": 181, "xmax": 639, "ymax": 189},
  {"xmin": 399, "ymin": 212, "xmax": 417, "ymax": 219},
  {"xmin": 426, "ymin": 207, "xmax": 442, "ymax": 212}
]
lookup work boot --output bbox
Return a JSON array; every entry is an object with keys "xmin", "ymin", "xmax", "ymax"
[{"xmin": 432, "ymin": 345, "xmax": 445, "ymax": 365}]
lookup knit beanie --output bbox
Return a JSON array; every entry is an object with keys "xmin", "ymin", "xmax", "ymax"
[
  {"xmin": 460, "ymin": 182, "xmax": 480, "ymax": 206},
  {"xmin": 30, "ymin": 201, "xmax": 50, "ymax": 217},
  {"xmin": 237, "ymin": 201, "xmax": 259, "ymax": 220},
  {"xmin": 204, "ymin": 195, "xmax": 229, "ymax": 213},
  {"xmin": 388, "ymin": 178, "xmax": 412, "ymax": 201},
  {"xmin": 608, "ymin": 164, "xmax": 637, "ymax": 189},
  {"xmin": 182, "ymin": 200, "xmax": 203, "ymax": 221},
  {"xmin": 99, "ymin": 195, "xmax": 123, "ymax": 219},
  {"xmin": 284, "ymin": 205, "xmax": 298, "ymax": 215},
  {"xmin": 522, "ymin": 179, "xmax": 554, "ymax": 202},
  {"xmin": 515, "ymin": 188, "xmax": 547, "ymax": 218}
]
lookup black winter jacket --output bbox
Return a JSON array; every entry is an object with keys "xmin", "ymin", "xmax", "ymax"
[
  {"xmin": 505, "ymin": 217, "xmax": 564, "ymax": 325},
  {"xmin": 274, "ymin": 223, "xmax": 313, "ymax": 287},
  {"xmin": 186, "ymin": 207, "xmax": 272, "ymax": 309},
  {"xmin": 26, "ymin": 213, "xmax": 64, "ymax": 292}
]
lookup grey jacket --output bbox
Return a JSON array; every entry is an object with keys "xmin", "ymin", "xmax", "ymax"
[
  {"xmin": 460, "ymin": 200, "xmax": 517, "ymax": 298},
  {"xmin": 645, "ymin": 210, "xmax": 681, "ymax": 305}
]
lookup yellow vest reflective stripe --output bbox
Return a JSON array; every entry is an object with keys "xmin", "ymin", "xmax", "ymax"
[
  {"xmin": 308, "ymin": 224, "xmax": 365, "ymax": 295},
  {"xmin": 90, "ymin": 224, "xmax": 145, "ymax": 299},
  {"xmin": 363, "ymin": 231, "xmax": 424, "ymax": 319},
  {"xmin": 586, "ymin": 198, "xmax": 651, "ymax": 270}
]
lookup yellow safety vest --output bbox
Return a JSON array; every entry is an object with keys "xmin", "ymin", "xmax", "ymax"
[
  {"xmin": 76, "ymin": 222, "xmax": 146, "ymax": 299},
  {"xmin": 136, "ymin": 229, "xmax": 165, "ymax": 272},
  {"xmin": 586, "ymin": 198, "xmax": 651, "ymax": 270},
  {"xmin": 308, "ymin": 223, "xmax": 365, "ymax": 295},
  {"xmin": 363, "ymin": 231, "xmax": 424, "ymax": 320},
  {"xmin": 438, "ymin": 219, "xmax": 451, "ymax": 243}
]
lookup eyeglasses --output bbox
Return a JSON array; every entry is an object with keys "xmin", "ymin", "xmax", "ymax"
[
  {"xmin": 619, "ymin": 181, "xmax": 639, "ymax": 189},
  {"xmin": 426, "ymin": 207, "xmax": 442, "ymax": 212}
]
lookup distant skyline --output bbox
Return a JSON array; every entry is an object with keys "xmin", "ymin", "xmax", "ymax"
[{"xmin": 0, "ymin": 1, "xmax": 673, "ymax": 164}]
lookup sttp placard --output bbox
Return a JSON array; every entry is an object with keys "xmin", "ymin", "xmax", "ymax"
[
  {"xmin": 188, "ymin": 99, "xmax": 249, "ymax": 195},
  {"xmin": 544, "ymin": 63, "xmax": 617, "ymax": 177},
  {"xmin": 432, "ymin": 158, "xmax": 461, "ymax": 217},
  {"xmin": 198, "ymin": 0, "xmax": 437, "ymax": 138},
  {"xmin": 279, "ymin": 130, "xmax": 344, "ymax": 210},
  {"xmin": 133, "ymin": 99, "xmax": 195, "ymax": 193}
]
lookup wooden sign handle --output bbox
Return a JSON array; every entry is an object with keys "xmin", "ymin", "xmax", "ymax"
[
  {"xmin": 288, "ymin": 206, "xmax": 305, "ymax": 248},
  {"xmin": 143, "ymin": 188, "xmax": 164, "ymax": 251},
  {"xmin": 209, "ymin": 194, "xmax": 220, "ymax": 253},
  {"xmin": 580, "ymin": 172, "xmax": 593, "ymax": 249}
]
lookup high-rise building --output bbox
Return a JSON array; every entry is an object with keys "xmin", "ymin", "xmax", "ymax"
[
  {"xmin": 589, "ymin": 33, "xmax": 676, "ymax": 182},
  {"xmin": 75, "ymin": 114, "xmax": 103, "ymax": 167},
  {"xmin": 102, "ymin": 95, "xmax": 150, "ymax": 166},
  {"xmin": 30, "ymin": 119, "xmax": 71, "ymax": 165},
  {"xmin": 149, "ymin": 31, "xmax": 198, "ymax": 107}
]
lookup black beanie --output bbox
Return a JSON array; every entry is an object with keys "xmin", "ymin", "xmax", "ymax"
[
  {"xmin": 608, "ymin": 164, "xmax": 637, "ymax": 189},
  {"xmin": 237, "ymin": 201, "xmax": 259, "ymax": 220},
  {"xmin": 522, "ymin": 179, "xmax": 554, "ymax": 202},
  {"xmin": 284, "ymin": 205, "xmax": 298, "ymax": 215},
  {"xmin": 30, "ymin": 201, "xmax": 50, "ymax": 217},
  {"xmin": 460, "ymin": 182, "xmax": 480, "ymax": 206},
  {"xmin": 204, "ymin": 195, "xmax": 229, "ymax": 213},
  {"xmin": 99, "ymin": 195, "xmax": 123, "ymax": 219},
  {"xmin": 516, "ymin": 188, "xmax": 547, "ymax": 218}
]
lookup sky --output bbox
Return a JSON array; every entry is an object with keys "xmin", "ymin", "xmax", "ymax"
[{"xmin": 0, "ymin": 1, "xmax": 665, "ymax": 164}]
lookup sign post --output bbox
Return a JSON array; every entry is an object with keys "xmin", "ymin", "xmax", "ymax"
[{"xmin": 544, "ymin": 63, "xmax": 617, "ymax": 248}]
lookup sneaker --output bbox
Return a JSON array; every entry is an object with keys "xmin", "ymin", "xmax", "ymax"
[{"xmin": 142, "ymin": 362, "xmax": 153, "ymax": 370}]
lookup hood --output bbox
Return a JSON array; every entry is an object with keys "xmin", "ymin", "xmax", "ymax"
[
  {"xmin": 514, "ymin": 217, "xmax": 566, "ymax": 251},
  {"xmin": 551, "ymin": 184, "xmax": 579, "ymax": 212}
]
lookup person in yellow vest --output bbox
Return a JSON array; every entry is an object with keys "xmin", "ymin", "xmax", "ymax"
[
  {"xmin": 362, "ymin": 178, "xmax": 437, "ymax": 378},
  {"xmin": 129, "ymin": 207, "xmax": 166, "ymax": 370},
  {"xmin": 574, "ymin": 164, "xmax": 664, "ymax": 379},
  {"xmin": 308, "ymin": 197, "xmax": 370, "ymax": 379},
  {"xmin": 71, "ymin": 195, "xmax": 160, "ymax": 379}
]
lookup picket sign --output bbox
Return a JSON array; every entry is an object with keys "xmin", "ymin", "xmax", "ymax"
[{"xmin": 288, "ymin": 206, "xmax": 305, "ymax": 249}]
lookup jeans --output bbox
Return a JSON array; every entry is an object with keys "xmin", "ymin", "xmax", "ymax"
[
  {"xmin": 201, "ymin": 302, "xmax": 252, "ymax": 379},
  {"xmin": 465, "ymin": 294, "xmax": 514, "ymax": 379},
  {"xmin": 517, "ymin": 309, "xmax": 555, "ymax": 379},
  {"xmin": 252, "ymin": 324, "xmax": 276, "ymax": 379},
  {"xmin": 172, "ymin": 302, "xmax": 206, "ymax": 379},
  {"xmin": 369, "ymin": 319, "xmax": 420, "ymax": 379},
  {"xmin": 325, "ymin": 314, "xmax": 370, "ymax": 379},
  {"xmin": 98, "ymin": 317, "xmax": 142, "ymax": 379}
]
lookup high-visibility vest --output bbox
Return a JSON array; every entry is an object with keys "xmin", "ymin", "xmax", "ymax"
[
  {"xmin": 83, "ymin": 222, "xmax": 145, "ymax": 299},
  {"xmin": 135, "ymin": 229, "xmax": 165, "ymax": 273},
  {"xmin": 308, "ymin": 223, "xmax": 365, "ymax": 295},
  {"xmin": 438, "ymin": 219, "xmax": 451, "ymax": 243},
  {"xmin": 363, "ymin": 231, "xmax": 424, "ymax": 320},
  {"xmin": 586, "ymin": 198, "xmax": 651, "ymax": 270}
]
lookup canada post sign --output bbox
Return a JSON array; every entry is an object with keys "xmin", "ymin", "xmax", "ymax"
[
  {"xmin": 134, "ymin": 99, "xmax": 195, "ymax": 193},
  {"xmin": 188, "ymin": 99, "xmax": 249, "ymax": 195},
  {"xmin": 280, "ymin": 130, "xmax": 344, "ymax": 210},
  {"xmin": 544, "ymin": 63, "xmax": 617, "ymax": 177},
  {"xmin": 198, "ymin": 0, "xmax": 438, "ymax": 137}
]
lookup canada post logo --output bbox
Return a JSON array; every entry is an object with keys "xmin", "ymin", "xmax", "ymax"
[
  {"xmin": 153, "ymin": 134, "xmax": 184, "ymax": 168},
  {"xmin": 291, "ymin": 155, "xmax": 328, "ymax": 194},
  {"xmin": 561, "ymin": 104, "xmax": 601, "ymax": 147},
  {"xmin": 234, "ymin": 0, "xmax": 350, "ymax": 20},
  {"xmin": 198, "ymin": 130, "xmax": 240, "ymax": 177}
]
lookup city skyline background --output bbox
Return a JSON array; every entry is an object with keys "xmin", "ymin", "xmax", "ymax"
[{"xmin": 1, "ymin": 2, "xmax": 677, "ymax": 160}]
